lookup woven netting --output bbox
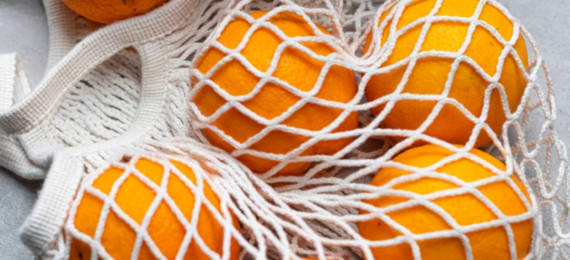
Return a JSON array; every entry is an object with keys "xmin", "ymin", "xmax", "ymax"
[{"xmin": 39, "ymin": 0, "xmax": 569, "ymax": 259}]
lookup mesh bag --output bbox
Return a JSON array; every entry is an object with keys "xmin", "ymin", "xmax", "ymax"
[
  {"xmin": 6, "ymin": 0, "xmax": 569, "ymax": 259},
  {"xmin": 62, "ymin": 149, "xmax": 242, "ymax": 260}
]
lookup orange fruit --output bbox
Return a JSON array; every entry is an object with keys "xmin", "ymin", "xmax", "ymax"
[
  {"xmin": 364, "ymin": 0, "xmax": 529, "ymax": 147},
  {"xmin": 67, "ymin": 155, "xmax": 240, "ymax": 260},
  {"xmin": 61, "ymin": 0, "xmax": 168, "ymax": 24},
  {"xmin": 193, "ymin": 11, "xmax": 358, "ymax": 176},
  {"xmin": 359, "ymin": 144, "xmax": 533, "ymax": 259}
]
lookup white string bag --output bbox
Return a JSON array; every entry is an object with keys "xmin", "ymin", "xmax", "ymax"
[
  {"xmin": 2, "ymin": 0, "xmax": 567, "ymax": 259},
  {"xmin": 186, "ymin": 0, "xmax": 567, "ymax": 258}
]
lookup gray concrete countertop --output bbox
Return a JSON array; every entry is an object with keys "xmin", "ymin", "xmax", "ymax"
[{"xmin": 0, "ymin": 0, "xmax": 568, "ymax": 259}]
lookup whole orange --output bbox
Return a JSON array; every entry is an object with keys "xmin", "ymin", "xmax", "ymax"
[
  {"xmin": 364, "ymin": 0, "xmax": 529, "ymax": 147},
  {"xmin": 359, "ymin": 144, "xmax": 534, "ymax": 259},
  {"xmin": 61, "ymin": 0, "xmax": 168, "ymax": 24},
  {"xmin": 193, "ymin": 11, "xmax": 358, "ymax": 176},
  {"xmin": 67, "ymin": 155, "xmax": 240, "ymax": 260}
]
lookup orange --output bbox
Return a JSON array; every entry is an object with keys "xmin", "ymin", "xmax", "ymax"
[
  {"xmin": 67, "ymin": 155, "xmax": 240, "ymax": 260},
  {"xmin": 359, "ymin": 144, "xmax": 533, "ymax": 259},
  {"xmin": 364, "ymin": 0, "xmax": 529, "ymax": 147},
  {"xmin": 193, "ymin": 11, "xmax": 358, "ymax": 176},
  {"xmin": 61, "ymin": 0, "xmax": 168, "ymax": 24}
]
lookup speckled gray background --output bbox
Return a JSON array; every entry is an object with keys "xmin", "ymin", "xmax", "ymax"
[{"xmin": 0, "ymin": 0, "xmax": 568, "ymax": 259}]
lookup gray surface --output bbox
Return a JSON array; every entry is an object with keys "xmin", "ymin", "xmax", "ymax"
[
  {"xmin": 503, "ymin": 0, "xmax": 570, "ymax": 139},
  {"xmin": 0, "ymin": 0, "xmax": 569, "ymax": 259},
  {"xmin": 0, "ymin": 1, "xmax": 47, "ymax": 259}
]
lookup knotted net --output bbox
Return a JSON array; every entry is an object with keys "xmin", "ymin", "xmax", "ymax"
[{"xmin": 30, "ymin": 0, "xmax": 569, "ymax": 259}]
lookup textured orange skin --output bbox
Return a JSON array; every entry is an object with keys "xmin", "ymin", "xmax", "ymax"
[
  {"xmin": 359, "ymin": 145, "xmax": 533, "ymax": 260},
  {"xmin": 69, "ymin": 158, "xmax": 241, "ymax": 260},
  {"xmin": 364, "ymin": 0, "xmax": 529, "ymax": 147},
  {"xmin": 61, "ymin": 0, "xmax": 168, "ymax": 24},
  {"xmin": 194, "ymin": 11, "xmax": 358, "ymax": 176}
]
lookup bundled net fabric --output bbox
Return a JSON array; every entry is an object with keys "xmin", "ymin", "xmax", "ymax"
[{"xmin": 4, "ymin": 0, "xmax": 569, "ymax": 259}]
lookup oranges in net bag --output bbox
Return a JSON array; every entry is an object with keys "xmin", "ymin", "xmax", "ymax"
[
  {"xmin": 61, "ymin": 0, "xmax": 169, "ymax": 24},
  {"xmin": 362, "ymin": 0, "xmax": 529, "ymax": 147},
  {"xmin": 64, "ymin": 153, "xmax": 241, "ymax": 259},
  {"xmin": 14, "ymin": 0, "xmax": 569, "ymax": 259},
  {"xmin": 191, "ymin": 8, "xmax": 358, "ymax": 177},
  {"xmin": 358, "ymin": 145, "xmax": 534, "ymax": 259},
  {"xmin": 182, "ymin": 0, "xmax": 558, "ymax": 258}
]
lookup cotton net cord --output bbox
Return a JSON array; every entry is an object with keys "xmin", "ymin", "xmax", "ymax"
[{"xmin": 184, "ymin": 0, "xmax": 556, "ymax": 258}]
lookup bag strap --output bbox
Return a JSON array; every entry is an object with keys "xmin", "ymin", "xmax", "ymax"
[
  {"xmin": 19, "ymin": 151, "xmax": 84, "ymax": 256},
  {"xmin": 0, "ymin": 53, "xmax": 30, "ymax": 112},
  {"xmin": 42, "ymin": 0, "xmax": 78, "ymax": 72},
  {"xmin": 0, "ymin": 0, "xmax": 201, "ymax": 134}
]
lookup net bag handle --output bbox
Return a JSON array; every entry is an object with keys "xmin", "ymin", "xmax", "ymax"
[
  {"xmin": 0, "ymin": 0, "xmax": 202, "ymax": 136},
  {"xmin": 0, "ymin": 53, "xmax": 30, "ymax": 112}
]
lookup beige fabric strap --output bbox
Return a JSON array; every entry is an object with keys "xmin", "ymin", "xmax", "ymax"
[
  {"xmin": 0, "ymin": 0, "xmax": 200, "ymax": 134},
  {"xmin": 0, "ymin": 53, "xmax": 30, "ymax": 112},
  {"xmin": 19, "ymin": 151, "xmax": 84, "ymax": 256}
]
